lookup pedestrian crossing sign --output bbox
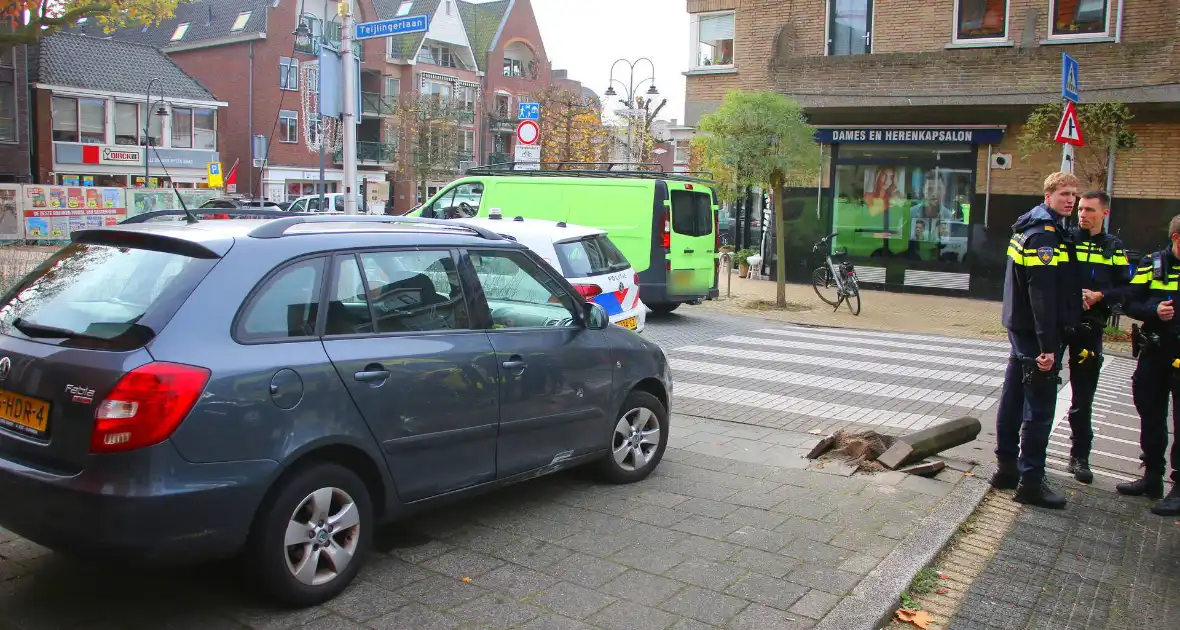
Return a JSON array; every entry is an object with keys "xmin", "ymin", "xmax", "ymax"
[
  {"xmin": 1054, "ymin": 102, "xmax": 1085, "ymax": 147},
  {"xmin": 1061, "ymin": 53, "xmax": 1080, "ymax": 103}
]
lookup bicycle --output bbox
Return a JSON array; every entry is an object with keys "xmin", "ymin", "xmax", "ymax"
[{"xmin": 810, "ymin": 232, "xmax": 861, "ymax": 315}]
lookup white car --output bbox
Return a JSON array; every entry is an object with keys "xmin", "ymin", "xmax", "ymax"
[
  {"xmin": 455, "ymin": 215, "xmax": 646, "ymax": 333},
  {"xmin": 287, "ymin": 193, "xmax": 371, "ymax": 214}
]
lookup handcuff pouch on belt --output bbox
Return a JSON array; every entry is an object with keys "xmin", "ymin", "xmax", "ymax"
[{"xmin": 1019, "ymin": 356, "xmax": 1062, "ymax": 390}]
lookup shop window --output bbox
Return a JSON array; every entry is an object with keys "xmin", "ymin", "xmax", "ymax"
[
  {"xmin": 0, "ymin": 80, "xmax": 14, "ymax": 142},
  {"xmin": 692, "ymin": 11, "xmax": 734, "ymax": 68},
  {"xmin": 280, "ymin": 57, "xmax": 299, "ymax": 91},
  {"xmin": 193, "ymin": 109, "xmax": 216, "ymax": 150},
  {"xmin": 829, "ymin": 145, "xmax": 974, "ymax": 266},
  {"xmin": 955, "ymin": 0, "xmax": 1008, "ymax": 42},
  {"xmin": 171, "ymin": 107, "xmax": 193, "ymax": 148},
  {"xmin": 52, "ymin": 97, "xmax": 78, "ymax": 142},
  {"xmin": 115, "ymin": 102, "xmax": 139, "ymax": 146},
  {"xmin": 1051, "ymin": 0, "xmax": 1110, "ymax": 37},
  {"xmin": 279, "ymin": 110, "xmax": 299, "ymax": 143},
  {"xmin": 828, "ymin": 0, "xmax": 872, "ymax": 56}
]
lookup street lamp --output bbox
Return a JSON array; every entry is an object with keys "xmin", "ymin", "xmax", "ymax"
[
  {"xmin": 604, "ymin": 58, "xmax": 661, "ymax": 164},
  {"xmin": 144, "ymin": 77, "xmax": 169, "ymax": 186},
  {"xmin": 293, "ymin": 21, "xmax": 313, "ymax": 50}
]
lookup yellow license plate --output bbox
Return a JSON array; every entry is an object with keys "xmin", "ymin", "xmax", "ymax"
[
  {"xmin": 616, "ymin": 316, "xmax": 638, "ymax": 330},
  {"xmin": 0, "ymin": 388, "xmax": 50, "ymax": 436}
]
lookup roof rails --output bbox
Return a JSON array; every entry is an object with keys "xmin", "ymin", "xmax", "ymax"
[
  {"xmin": 246, "ymin": 215, "xmax": 505, "ymax": 240},
  {"xmin": 466, "ymin": 161, "xmax": 715, "ymax": 184}
]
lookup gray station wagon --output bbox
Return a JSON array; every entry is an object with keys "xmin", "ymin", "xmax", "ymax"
[{"xmin": 0, "ymin": 215, "xmax": 672, "ymax": 606}]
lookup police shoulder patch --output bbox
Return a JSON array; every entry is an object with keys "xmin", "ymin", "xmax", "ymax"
[
  {"xmin": 1037, "ymin": 246, "xmax": 1055, "ymax": 264},
  {"xmin": 1044, "ymin": 224, "xmax": 1055, "ymax": 232}
]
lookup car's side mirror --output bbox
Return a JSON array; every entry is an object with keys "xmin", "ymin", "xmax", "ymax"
[{"xmin": 583, "ymin": 302, "xmax": 610, "ymax": 330}]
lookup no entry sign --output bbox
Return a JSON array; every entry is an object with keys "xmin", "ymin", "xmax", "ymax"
[{"xmin": 516, "ymin": 120, "xmax": 540, "ymax": 146}]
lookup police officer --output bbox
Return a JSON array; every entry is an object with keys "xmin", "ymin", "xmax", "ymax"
[
  {"xmin": 1065, "ymin": 191, "xmax": 1133, "ymax": 483},
  {"xmin": 992, "ymin": 172, "xmax": 1082, "ymax": 509},
  {"xmin": 1119, "ymin": 214, "xmax": 1180, "ymax": 515}
]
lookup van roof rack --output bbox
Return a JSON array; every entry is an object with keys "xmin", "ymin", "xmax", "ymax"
[
  {"xmin": 466, "ymin": 161, "xmax": 715, "ymax": 184},
  {"xmin": 247, "ymin": 215, "xmax": 505, "ymax": 240}
]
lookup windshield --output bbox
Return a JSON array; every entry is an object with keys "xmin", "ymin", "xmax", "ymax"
[
  {"xmin": 554, "ymin": 234, "xmax": 630, "ymax": 278},
  {"xmin": 0, "ymin": 243, "xmax": 214, "ymax": 350}
]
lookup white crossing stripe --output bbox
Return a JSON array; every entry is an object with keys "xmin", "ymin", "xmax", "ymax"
[
  {"xmin": 674, "ymin": 383, "xmax": 942, "ymax": 430},
  {"xmin": 1048, "ymin": 440, "xmax": 1140, "ymax": 463},
  {"xmin": 1046, "ymin": 458, "xmax": 1135, "ymax": 482},
  {"xmin": 753, "ymin": 328, "xmax": 1011, "ymax": 359},
  {"xmin": 801, "ymin": 326, "xmax": 1010, "ymax": 349},
  {"xmin": 1052, "ymin": 427, "xmax": 1140, "ymax": 447},
  {"xmin": 718, "ymin": 335, "xmax": 1009, "ymax": 371},
  {"xmin": 670, "ymin": 358, "xmax": 995, "ymax": 410},
  {"xmin": 672, "ymin": 345, "xmax": 1004, "ymax": 387}
]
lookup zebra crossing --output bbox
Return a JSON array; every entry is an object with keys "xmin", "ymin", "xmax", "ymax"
[
  {"xmin": 662, "ymin": 322, "xmax": 1151, "ymax": 486},
  {"xmin": 666, "ymin": 325, "xmax": 1008, "ymax": 436}
]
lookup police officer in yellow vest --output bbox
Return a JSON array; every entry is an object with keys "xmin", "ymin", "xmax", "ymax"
[
  {"xmin": 1120, "ymin": 214, "xmax": 1180, "ymax": 515},
  {"xmin": 1064, "ymin": 191, "xmax": 1132, "ymax": 483},
  {"xmin": 993, "ymin": 172, "xmax": 1083, "ymax": 509}
]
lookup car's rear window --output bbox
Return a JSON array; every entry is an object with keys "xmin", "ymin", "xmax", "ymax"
[
  {"xmin": 0, "ymin": 243, "xmax": 215, "ymax": 350},
  {"xmin": 670, "ymin": 190, "xmax": 713, "ymax": 238},
  {"xmin": 554, "ymin": 235, "xmax": 630, "ymax": 278}
]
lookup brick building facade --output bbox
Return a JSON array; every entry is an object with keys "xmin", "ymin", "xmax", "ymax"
[
  {"xmin": 0, "ymin": 43, "xmax": 32, "ymax": 183},
  {"xmin": 685, "ymin": 0, "xmax": 1180, "ymax": 298}
]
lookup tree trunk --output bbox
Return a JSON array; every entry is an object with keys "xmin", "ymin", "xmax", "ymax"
[{"xmin": 772, "ymin": 174, "xmax": 787, "ymax": 308}]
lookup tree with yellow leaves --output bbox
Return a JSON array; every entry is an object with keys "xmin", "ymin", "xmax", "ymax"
[
  {"xmin": 532, "ymin": 86, "xmax": 609, "ymax": 166},
  {"xmin": 1, "ymin": 0, "xmax": 180, "ymax": 47}
]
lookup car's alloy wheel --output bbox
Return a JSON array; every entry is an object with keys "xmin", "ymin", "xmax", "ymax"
[
  {"xmin": 613, "ymin": 407, "xmax": 661, "ymax": 472},
  {"xmin": 284, "ymin": 486, "xmax": 361, "ymax": 586}
]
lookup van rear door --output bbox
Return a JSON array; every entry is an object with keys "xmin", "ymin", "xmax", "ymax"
[{"xmin": 666, "ymin": 183, "xmax": 716, "ymax": 298}]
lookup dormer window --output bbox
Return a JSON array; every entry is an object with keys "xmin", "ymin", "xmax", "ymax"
[
  {"xmin": 417, "ymin": 43, "xmax": 460, "ymax": 68},
  {"xmin": 170, "ymin": 22, "xmax": 190, "ymax": 41},
  {"xmin": 231, "ymin": 12, "xmax": 251, "ymax": 32}
]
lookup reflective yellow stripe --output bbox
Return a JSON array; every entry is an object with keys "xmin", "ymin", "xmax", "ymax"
[
  {"xmin": 1113, "ymin": 254, "xmax": 1129, "ymax": 266},
  {"xmin": 1150, "ymin": 280, "xmax": 1179, "ymax": 291},
  {"xmin": 1009, "ymin": 248, "xmax": 1058, "ymax": 267}
]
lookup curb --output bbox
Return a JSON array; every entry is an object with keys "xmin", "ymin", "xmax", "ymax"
[{"xmin": 813, "ymin": 466, "xmax": 995, "ymax": 630}]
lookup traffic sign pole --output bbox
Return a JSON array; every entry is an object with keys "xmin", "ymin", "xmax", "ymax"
[{"xmin": 341, "ymin": 0, "xmax": 358, "ymax": 214}]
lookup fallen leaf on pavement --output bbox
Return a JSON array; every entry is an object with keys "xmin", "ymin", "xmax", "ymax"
[
  {"xmin": 935, "ymin": 587, "xmax": 950, "ymax": 594},
  {"xmin": 808, "ymin": 429, "xmax": 824, "ymax": 435},
  {"xmin": 460, "ymin": 577, "xmax": 472, "ymax": 583},
  {"xmin": 896, "ymin": 608, "xmax": 936, "ymax": 629},
  {"xmin": 963, "ymin": 472, "xmax": 976, "ymax": 477}
]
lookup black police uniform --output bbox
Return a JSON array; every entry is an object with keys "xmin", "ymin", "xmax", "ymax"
[
  {"xmin": 1120, "ymin": 249, "xmax": 1180, "ymax": 513},
  {"xmin": 994, "ymin": 204, "xmax": 1081, "ymax": 507},
  {"xmin": 1064, "ymin": 230, "xmax": 1132, "ymax": 479}
]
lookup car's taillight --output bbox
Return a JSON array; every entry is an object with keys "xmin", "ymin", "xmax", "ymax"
[
  {"xmin": 572, "ymin": 284, "xmax": 603, "ymax": 300},
  {"xmin": 91, "ymin": 362, "xmax": 210, "ymax": 454},
  {"xmin": 661, "ymin": 211, "xmax": 670, "ymax": 249}
]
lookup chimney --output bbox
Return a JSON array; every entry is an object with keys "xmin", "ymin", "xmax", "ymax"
[{"xmin": 207, "ymin": 4, "xmax": 213, "ymax": 26}]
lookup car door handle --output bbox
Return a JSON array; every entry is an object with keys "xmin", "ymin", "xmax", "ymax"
[
  {"xmin": 501, "ymin": 357, "xmax": 527, "ymax": 370},
  {"xmin": 354, "ymin": 369, "xmax": 390, "ymax": 383},
  {"xmin": 683, "ymin": 249, "xmax": 695, "ymax": 254}
]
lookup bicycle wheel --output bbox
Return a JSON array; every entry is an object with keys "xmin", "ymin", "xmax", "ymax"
[
  {"xmin": 811, "ymin": 267, "xmax": 840, "ymax": 306},
  {"xmin": 844, "ymin": 275, "xmax": 861, "ymax": 316}
]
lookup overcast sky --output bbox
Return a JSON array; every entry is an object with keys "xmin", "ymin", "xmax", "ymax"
[{"xmin": 527, "ymin": 0, "xmax": 689, "ymax": 124}]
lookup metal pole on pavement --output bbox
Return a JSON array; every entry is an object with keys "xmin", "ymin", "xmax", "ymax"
[{"xmin": 341, "ymin": 0, "xmax": 359, "ymax": 214}]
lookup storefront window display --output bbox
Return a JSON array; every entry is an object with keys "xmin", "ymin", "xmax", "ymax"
[{"xmin": 830, "ymin": 144, "xmax": 975, "ymax": 266}]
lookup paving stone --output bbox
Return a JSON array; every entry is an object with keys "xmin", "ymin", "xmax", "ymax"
[
  {"xmin": 324, "ymin": 581, "xmax": 406, "ymax": 622},
  {"xmin": 724, "ymin": 572, "xmax": 808, "ymax": 610},
  {"xmin": 786, "ymin": 566, "xmax": 863, "ymax": 595},
  {"xmin": 674, "ymin": 515, "xmax": 744, "ymax": 540},
  {"xmin": 296, "ymin": 614, "xmax": 366, "ymax": 630},
  {"xmin": 612, "ymin": 542, "xmax": 692, "ymax": 574},
  {"xmin": 530, "ymin": 581, "xmax": 615, "ymax": 620},
  {"xmin": 727, "ymin": 547, "xmax": 804, "ymax": 579},
  {"xmin": 420, "ymin": 548, "xmax": 505, "ymax": 579},
  {"xmin": 388, "ymin": 539, "xmax": 453, "ymax": 564},
  {"xmin": 666, "ymin": 558, "xmax": 747, "ymax": 590},
  {"xmin": 627, "ymin": 504, "xmax": 693, "ymax": 528},
  {"xmin": 512, "ymin": 614, "xmax": 597, "ymax": 630},
  {"xmin": 472, "ymin": 563, "xmax": 556, "ymax": 599},
  {"xmin": 677, "ymin": 535, "xmax": 741, "ymax": 562},
  {"xmin": 779, "ymin": 538, "xmax": 852, "ymax": 565},
  {"xmin": 600, "ymin": 569, "xmax": 686, "ymax": 605},
  {"xmin": 729, "ymin": 602, "xmax": 819, "ymax": 629},
  {"xmin": 547, "ymin": 552, "xmax": 628, "ymax": 588},
  {"xmin": 489, "ymin": 538, "xmax": 575, "ymax": 571},
  {"xmin": 775, "ymin": 518, "xmax": 838, "ymax": 544},
  {"xmin": 558, "ymin": 531, "xmax": 632, "ymax": 558},
  {"xmin": 725, "ymin": 506, "xmax": 789, "ymax": 530},
  {"xmin": 789, "ymin": 589, "xmax": 841, "ymax": 619},
  {"xmin": 680, "ymin": 497, "xmax": 741, "ymax": 519},
  {"xmin": 898, "ymin": 474, "xmax": 956, "ymax": 497},
  {"xmin": 660, "ymin": 585, "xmax": 750, "ymax": 626},
  {"xmin": 726, "ymin": 526, "xmax": 793, "ymax": 553},
  {"xmin": 633, "ymin": 490, "xmax": 692, "ymax": 508},
  {"xmin": 396, "ymin": 574, "xmax": 486, "ymax": 608},
  {"xmin": 367, "ymin": 603, "xmax": 460, "ymax": 630},
  {"xmin": 587, "ymin": 600, "xmax": 681, "ymax": 630},
  {"xmin": 448, "ymin": 594, "xmax": 544, "ymax": 629}
]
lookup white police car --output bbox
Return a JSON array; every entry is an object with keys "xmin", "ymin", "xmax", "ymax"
[{"xmin": 455, "ymin": 213, "xmax": 646, "ymax": 333}]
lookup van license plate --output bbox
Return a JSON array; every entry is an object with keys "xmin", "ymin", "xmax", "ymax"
[
  {"xmin": 0, "ymin": 389, "xmax": 50, "ymax": 437},
  {"xmin": 616, "ymin": 317, "xmax": 638, "ymax": 330}
]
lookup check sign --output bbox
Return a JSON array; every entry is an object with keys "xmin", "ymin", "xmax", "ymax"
[{"xmin": 355, "ymin": 15, "xmax": 429, "ymax": 40}]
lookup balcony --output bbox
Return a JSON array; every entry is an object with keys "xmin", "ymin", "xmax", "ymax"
[
  {"xmin": 335, "ymin": 141, "xmax": 398, "ymax": 165},
  {"xmin": 295, "ymin": 37, "xmax": 363, "ymax": 61},
  {"xmin": 487, "ymin": 152, "xmax": 511, "ymax": 165},
  {"xmin": 457, "ymin": 110, "xmax": 475, "ymax": 124},
  {"xmin": 488, "ymin": 111, "xmax": 516, "ymax": 131},
  {"xmin": 362, "ymin": 92, "xmax": 397, "ymax": 117}
]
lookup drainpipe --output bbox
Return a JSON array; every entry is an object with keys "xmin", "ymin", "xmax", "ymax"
[
  {"xmin": 248, "ymin": 40, "xmax": 255, "ymax": 198},
  {"xmin": 984, "ymin": 144, "xmax": 993, "ymax": 228},
  {"xmin": 23, "ymin": 44, "xmax": 34, "ymax": 182},
  {"xmin": 1115, "ymin": 0, "xmax": 1126, "ymax": 43}
]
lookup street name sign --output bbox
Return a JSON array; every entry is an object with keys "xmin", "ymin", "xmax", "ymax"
[{"xmin": 355, "ymin": 15, "xmax": 429, "ymax": 40}]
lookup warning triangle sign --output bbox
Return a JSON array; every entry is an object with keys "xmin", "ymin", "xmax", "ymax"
[{"xmin": 1054, "ymin": 102, "xmax": 1085, "ymax": 146}]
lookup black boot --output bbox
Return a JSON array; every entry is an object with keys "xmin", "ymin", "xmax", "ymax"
[
  {"xmin": 1069, "ymin": 457, "xmax": 1094, "ymax": 484},
  {"xmin": 990, "ymin": 459, "xmax": 1019, "ymax": 490},
  {"xmin": 1150, "ymin": 485, "xmax": 1180, "ymax": 516},
  {"xmin": 1014, "ymin": 478, "xmax": 1068, "ymax": 509},
  {"xmin": 1116, "ymin": 474, "xmax": 1164, "ymax": 499}
]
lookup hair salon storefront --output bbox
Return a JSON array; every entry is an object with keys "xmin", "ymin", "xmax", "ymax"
[{"xmin": 775, "ymin": 125, "xmax": 1008, "ymax": 297}]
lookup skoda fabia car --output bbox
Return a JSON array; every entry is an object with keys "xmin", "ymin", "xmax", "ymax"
[{"xmin": 0, "ymin": 214, "xmax": 672, "ymax": 606}]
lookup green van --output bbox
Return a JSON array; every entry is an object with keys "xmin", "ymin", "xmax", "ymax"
[{"xmin": 412, "ymin": 170, "xmax": 721, "ymax": 313}]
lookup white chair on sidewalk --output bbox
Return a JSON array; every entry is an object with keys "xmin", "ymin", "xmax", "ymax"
[{"xmin": 745, "ymin": 255, "xmax": 763, "ymax": 280}]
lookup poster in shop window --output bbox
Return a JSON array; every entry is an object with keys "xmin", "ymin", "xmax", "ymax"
[{"xmin": 22, "ymin": 185, "xmax": 126, "ymax": 241}]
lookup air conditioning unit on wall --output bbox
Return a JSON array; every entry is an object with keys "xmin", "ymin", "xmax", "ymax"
[{"xmin": 991, "ymin": 152, "xmax": 1013, "ymax": 170}]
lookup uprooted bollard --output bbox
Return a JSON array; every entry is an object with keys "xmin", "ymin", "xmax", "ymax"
[{"xmin": 877, "ymin": 416, "xmax": 982, "ymax": 470}]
